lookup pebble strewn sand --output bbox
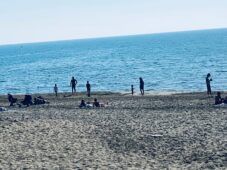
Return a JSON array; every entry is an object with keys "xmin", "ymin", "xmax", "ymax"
[{"xmin": 0, "ymin": 92, "xmax": 226, "ymax": 169}]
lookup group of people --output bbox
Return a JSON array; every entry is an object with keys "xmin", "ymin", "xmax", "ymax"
[
  {"xmin": 79, "ymin": 98, "xmax": 105, "ymax": 108},
  {"xmin": 206, "ymin": 73, "xmax": 227, "ymax": 105},
  {"xmin": 54, "ymin": 77, "xmax": 145, "ymax": 97},
  {"xmin": 215, "ymin": 92, "xmax": 227, "ymax": 105},
  {"xmin": 54, "ymin": 77, "xmax": 91, "ymax": 97},
  {"xmin": 8, "ymin": 94, "xmax": 48, "ymax": 107},
  {"xmin": 6, "ymin": 74, "xmax": 226, "ymax": 107}
]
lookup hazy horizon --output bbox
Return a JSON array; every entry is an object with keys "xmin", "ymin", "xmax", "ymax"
[
  {"xmin": 1, "ymin": 0, "xmax": 227, "ymax": 45},
  {"xmin": 0, "ymin": 27, "xmax": 226, "ymax": 46}
]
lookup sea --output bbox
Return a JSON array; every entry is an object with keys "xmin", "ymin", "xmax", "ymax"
[{"xmin": 0, "ymin": 29, "xmax": 227, "ymax": 94}]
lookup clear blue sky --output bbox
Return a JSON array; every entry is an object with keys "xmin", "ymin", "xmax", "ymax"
[{"xmin": 1, "ymin": 0, "xmax": 227, "ymax": 45}]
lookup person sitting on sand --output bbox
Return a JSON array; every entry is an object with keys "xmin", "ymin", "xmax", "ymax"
[
  {"xmin": 223, "ymin": 96, "xmax": 227, "ymax": 104},
  {"xmin": 34, "ymin": 96, "xmax": 47, "ymax": 105},
  {"xmin": 215, "ymin": 92, "xmax": 223, "ymax": 105},
  {"xmin": 93, "ymin": 98, "xmax": 100, "ymax": 107},
  {"xmin": 21, "ymin": 95, "xmax": 33, "ymax": 107},
  {"xmin": 8, "ymin": 93, "xmax": 17, "ymax": 106},
  {"xmin": 79, "ymin": 99, "xmax": 87, "ymax": 108}
]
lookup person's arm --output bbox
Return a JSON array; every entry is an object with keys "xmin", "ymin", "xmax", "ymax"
[{"xmin": 75, "ymin": 79, "xmax": 78, "ymax": 85}]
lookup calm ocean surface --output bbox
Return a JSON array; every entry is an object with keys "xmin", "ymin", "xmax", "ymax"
[{"xmin": 0, "ymin": 29, "xmax": 227, "ymax": 94}]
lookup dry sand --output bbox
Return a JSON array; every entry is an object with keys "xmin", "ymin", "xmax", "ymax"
[{"xmin": 0, "ymin": 92, "xmax": 226, "ymax": 169}]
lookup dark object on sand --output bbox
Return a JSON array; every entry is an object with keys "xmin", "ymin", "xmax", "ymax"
[
  {"xmin": 8, "ymin": 94, "xmax": 17, "ymax": 106},
  {"xmin": 139, "ymin": 77, "xmax": 144, "ymax": 96},
  {"xmin": 21, "ymin": 95, "xmax": 33, "ymax": 107},
  {"xmin": 131, "ymin": 85, "xmax": 134, "ymax": 95},
  {"xmin": 206, "ymin": 73, "xmax": 212, "ymax": 96},
  {"xmin": 70, "ymin": 76, "xmax": 77, "ymax": 94},
  {"xmin": 215, "ymin": 92, "xmax": 223, "ymax": 105},
  {"xmin": 54, "ymin": 84, "xmax": 58, "ymax": 97},
  {"xmin": 79, "ymin": 99, "xmax": 86, "ymax": 108},
  {"xmin": 93, "ymin": 98, "xmax": 100, "ymax": 107},
  {"xmin": 86, "ymin": 81, "xmax": 91, "ymax": 97},
  {"xmin": 34, "ymin": 96, "xmax": 46, "ymax": 105},
  {"xmin": 224, "ymin": 97, "xmax": 227, "ymax": 104}
]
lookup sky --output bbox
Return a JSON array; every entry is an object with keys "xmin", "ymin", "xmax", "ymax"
[{"xmin": 0, "ymin": 0, "xmax": 227, "ymax": 45}]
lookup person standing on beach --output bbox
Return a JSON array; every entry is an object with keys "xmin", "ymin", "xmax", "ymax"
[
  {"xmin": 131, "ymin": 85, "xmax": 134, "ymax": 95},
  {"xmin": 86, "ymin": 81, "xmax": 91, "ymax": 97},
  {"xmin": 54, "ymin": 84, "xmax": 58, "ymax": 97},
  {"xmin": 139, "ymin": 77, "xmax": 144, "ymax": 96},
  {"xmin": 70, "ymin": 77, "xmax": 77, "ymax": 94},
  {"xmin": 206, "ymin": 73, "xmax": 212, "ymax": 96}
]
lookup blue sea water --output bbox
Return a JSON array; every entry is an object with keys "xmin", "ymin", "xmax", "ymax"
[{"xmin": 0, "ymin": 29, "xmax": 227, "ymax": 94}]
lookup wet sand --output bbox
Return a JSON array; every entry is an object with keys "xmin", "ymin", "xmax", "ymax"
[{"xmin": 0, "ymin": 92, "xmax": 226, "ymax": 169}]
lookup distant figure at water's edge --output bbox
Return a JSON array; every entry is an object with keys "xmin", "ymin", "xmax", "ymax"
[
  {"xmin": 54, "ymin": 84, "xmax": 58, "ymax": 97},
  {"xmin": 139, "ymin": 77, "xmax": 144, "ymax": 96},
  {"xmin": 206, "ymin": 73, "xmax": 212, "ymax": 96},
  {"xmin": 131, "ymin": 85, "xmax": 134, "ymax": 96},
  {"xmin": 70, "ymin": 77, "xmax": 77, "ymax": 94},
  {"xmin": 86, "ymin": 81, "xmax": 91, "ymax": 97}
]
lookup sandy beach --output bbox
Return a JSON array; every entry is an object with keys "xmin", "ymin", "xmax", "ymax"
[{"xmin": 0, "ymin": 92, "xmax": 226, "ymax": 169}]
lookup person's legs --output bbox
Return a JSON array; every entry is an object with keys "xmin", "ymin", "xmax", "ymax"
[
  {"xmin": 207, "ymin": 85, "xmax": 211, "ymax": 95},
  {"xmin": 88, "ymin": 90, "xmax": 90, "ymax": 97},
  {"xmin": 72, "ymin": 86, "xmax": 75, "ymax": 94},
  {"xmin": 209, "ymin": 87, "xmax": 212, "ymax": 95},
  {"xmin": 73, "ymin": 86, "xmax": 76, "ymax": 94}
]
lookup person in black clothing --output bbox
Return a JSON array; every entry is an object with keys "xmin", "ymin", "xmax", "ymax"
[
  {"xmin": 139, "ymin": 77, "xmax": 144, "ymax": 96},
  {"xmin": 86, "ymin": 81, "xmax": 91, "ymax": 97},
  {"xmin": 79, "ymin": 99, "xmax": 86, "ymax": 108},
  {"xmin": 206, "ymin": 73, "xmax": 212, "ymax": 96},
  {"xmin": 93, "ymin": 98, "xmax": 100, "ymax": 107},
  {"xmin": 21, "ymin": 95, "xmax": 33, "ymax": 107},
  {"xmin": 131, "ymin": 85, "xmax": 134, "ymax": 96},
  {"xmin": 54, "ymin": 84, "xmax": 58, "ymax": 97},
  {"xmin": 34, "ymin": 96, "xmax": 46, "ymax": 105},
  {"xmin": 7, "ymin": 94, "xmax": 17, "ymax": 106},
  {"xmin": 70, "ymin": 77, "xmax": 77, "ymax": 94},
  {"xmin": 224, "ymin": 96, "xmax": 227, "ymax": 104},
  {"xmin": 215, "ymin": 92, "xmax": 223, "ymax": 105}
]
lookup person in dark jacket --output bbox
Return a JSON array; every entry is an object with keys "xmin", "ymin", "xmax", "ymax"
[
  {"xmin": 206, "ymin": 73, "xmax": 212, "ymax": 96},
  {"xmin": 139, "ymin": 77, "xmax": 144, "ymax": 96},
  {"xmin": 70, "ymin": 77, "xmax": 77, "ymax": 94},
  {"xmin": 86, "ymin": 81, "xmax": 91, "ymax": 97},
  {"xmin": 7, "ymin": 94, "xmax": 17, "ymax": 106}
]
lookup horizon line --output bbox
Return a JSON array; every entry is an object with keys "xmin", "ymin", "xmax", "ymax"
[{"xmin": 0, "ymin": 27, "xmax": 226, "ymax": 47}]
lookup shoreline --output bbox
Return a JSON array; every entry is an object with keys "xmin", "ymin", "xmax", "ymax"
[{"xmin": 1, "ymin": 90, "xmax": 226, "ymax": 97}]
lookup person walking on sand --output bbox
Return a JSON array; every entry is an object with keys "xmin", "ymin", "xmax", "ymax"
[
  {"xmin": 86, "ymin": 81, "xmax": 91, "ymax": 97},
  {"xmin": 70, "ymin": 77, "xmax": 77, "ymax": 94},
  {"xmin": 54, "ymin": 84, "xmax": 58, "ymax": 97},
  {"xmin": 139, "ymin": 77, "xmax": 144, "ymax": 96},
  {"xmin": 206, "ymin": 73, "xmax": 212, "ymax": 96}
]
